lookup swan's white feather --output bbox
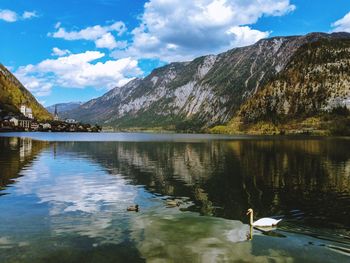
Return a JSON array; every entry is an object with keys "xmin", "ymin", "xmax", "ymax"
[{"xmin": 252, "ymin": 218, "xmax": 282, "ymax": 227}]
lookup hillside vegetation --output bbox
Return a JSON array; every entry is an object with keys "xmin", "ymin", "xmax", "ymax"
[
  {"xmin": 0, "ymin": 64, "xmax": 52, "ymax": 120},
  {"xmin": 212, "ymin": 37, "xmax": 350, "ymax": 135}
]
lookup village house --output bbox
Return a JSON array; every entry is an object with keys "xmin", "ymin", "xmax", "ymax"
[
  {"xmin": 68, "ymin": 124, "xmax": 77, "ymax": 132},
  {"xmin": 51, "ymin": 123, "xmax": 66, "ymax": 132},
  {"xmin": 30, "ymin": 122, "xmax": 40, "ymax": 131},
  {"xmin": 1, "ymin": 116, "xmax": 19, "ymax": 128},
  {"xmin": 65, "ymin": 119, "xmax": 77, "ymax": 124},
  {"xmin": 40, "ymin": 123, "xmax": 51, "ymax": 130},
  {"xmin": 1, "ymin": 118, "xmax": 15, "ymax": 130},
  {"xmin": 20, "ymin": 105, "xmax": 34, "ymax": 119},
  {"xmin": 9, "ymin": 117, "xmax": 19, "ymax": 127},
  {"xmin": 26, "ymin": 108, "xmax": 33, "ymax": 119},
  {"xmin": 3, "ymin": 120, "xmax": 13, "ymax": 128},
  {"xmin": 19, "ymin": 118, "xmax": 32, "ymax": 131}
]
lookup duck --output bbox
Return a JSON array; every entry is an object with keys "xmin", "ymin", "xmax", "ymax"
[
  {"xmin": 246, "ymin": 208, "xmax": 282, "ymax": 227},
  {"xmin": 166, "ymin": 200, "xmax": 181, "ymax": 207},
  {"xmin": 127, "ymin": 204, "xmax": 139, "ymax": 212}
]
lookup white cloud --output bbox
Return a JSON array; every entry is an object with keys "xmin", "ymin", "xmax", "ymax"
[
  {"xmin": 112, "ymin": 0, "xmax": 295, "ymax": 62},
  {"xmin": 49, "ymin": 21, "xmax": 127, "ymax": 50},
  {"xmin": 95, "ymin": 33, "xmax": 128, "ymax": 50},
  {"xmin": 95, "ymin": 32, "xmax": 118, "ymax": 49},
  {"xmin": 227, "ymin": 26, "xmax": 270, "ymax": 47},
  {"xmin": 22, "ymin": 11, "xmax": 38, "ymax": 19},
  {"xmin": 51, "ymin": 47, "xmax": 71, "ymax": 57},
  {"xmin": 0, "ymin": 9, "xmax": 18, "ymax": 22},
  {"xmin": 15, "ymin": 51, "xmax": 142, "ymax": 97},
  {"xmin": 0, "ymin": 9, "xmax": 38, "ymax": 22},
  {"xmin": 332, "ymin": 12, "xmax": 350, "ymax": 32},
  {"xmin": 16, "ymin": 71, "xmax": 53, "ymax": 97}
]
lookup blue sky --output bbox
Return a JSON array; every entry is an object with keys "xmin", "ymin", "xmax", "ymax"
[{"xmin": 1, "ymin": 0, "xmax": 350, "ymax": 106}]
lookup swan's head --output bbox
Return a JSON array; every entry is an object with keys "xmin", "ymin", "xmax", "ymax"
[{"xmin": 246, "ymin": 208, "xmax": 253, "ymax": 215}]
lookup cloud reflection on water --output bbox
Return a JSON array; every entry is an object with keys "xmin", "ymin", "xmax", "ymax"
[
  {"xmin": 13, "ymin": 154, "xmax": 138, "ymax": 241},
  {"xmin": 0, "ymin": 136, "xmax": 349, "ymax": 262}
]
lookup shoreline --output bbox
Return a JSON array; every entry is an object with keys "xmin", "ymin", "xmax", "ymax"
[{"xmin": 0, "ymin": 131, "xmax": 349, "ymax": 143}]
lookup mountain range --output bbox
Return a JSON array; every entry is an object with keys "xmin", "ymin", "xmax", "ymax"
[
  {"xmin": 1, "ymin": 32, "xmax": 349, "ymax": 135},
  {"xmin": 46, "ymin": 102, "xmax": 83, "ymax": 115},
  {"xmin": 0, "ymin": 64, "xmax": 52, "ymax": 120},
  {"xmin": 63, "ymin": 32, "xmax": 350, "ymax": 134}
]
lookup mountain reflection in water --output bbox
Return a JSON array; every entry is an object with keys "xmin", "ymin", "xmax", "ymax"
[{"xmin": 0, "ymin": 135, "xmax": 349, "ymax": 262}]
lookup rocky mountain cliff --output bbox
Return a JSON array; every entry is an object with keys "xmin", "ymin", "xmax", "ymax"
[
  {"xmin": 0, "ymin": 64, "xmax": 52, "ymax": 120},
  {"xmin": 66, "ymin": 32, "xmax": 350, "ymax": 132}
]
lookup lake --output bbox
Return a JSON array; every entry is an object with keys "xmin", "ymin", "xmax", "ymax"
[{"xmin": 0, "ymin": 133, "xmax": 349, "ymax": 262}]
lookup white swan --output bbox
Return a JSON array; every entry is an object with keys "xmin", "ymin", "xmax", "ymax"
[{"xmin": 247, "ymin": 208, "xmax": 282, "ymax": 227}]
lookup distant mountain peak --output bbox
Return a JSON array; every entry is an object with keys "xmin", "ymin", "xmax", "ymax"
[{"xmin": 46, "ymin": 102, "xmax": 84, "ymax": 115}]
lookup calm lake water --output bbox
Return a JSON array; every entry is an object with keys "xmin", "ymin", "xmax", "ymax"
[{"xmin": 0, "ymin": 133, "xmax": 349, "ymax": 262}]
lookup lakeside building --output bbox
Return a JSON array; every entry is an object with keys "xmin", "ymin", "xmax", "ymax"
[
  {"xmin": 1, "ymin": 116, "xmax": 19, "ymax": 127},
  {"xmin": 65, "ymin": 119, "xmax": 78, "ymax": 124},
  {"xmin": 9, "ymin": 117, "xmax": 19, "ymax": 126},
  {"xmin": 19, "ymin": 118, "xmax": 32, "ymax": 131},
  {"xmin": 40, "ymin": 123, "xmax": 51, "ymax": 130},
  {"xmin": 0, "ymin": 115, "xmax": 35, "ymax": 131},
  {"xmin": 20, "ymin": 105, "xmax": 34, "ymax": 119},
  {"xmin": 30, "ymin": 122, "xmax": 40, "ymax": 131},
  {"xmin": 1, "ymin": 108, "xmax": 101, "ymax": 132},
  {"xmin": 0, "ymin": 119, "xmax": 13, "ymax": 130}
]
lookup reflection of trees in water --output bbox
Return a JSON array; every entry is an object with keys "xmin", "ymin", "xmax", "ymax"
[
  {"xmin": 60, "ymin": 138, "xmax": 350, "ymax": 227},
  {"xmin": 57, "ymin": 142, "xmax": 226, "ymax": 217},
  {"xmin": 229, "ymin": 140, "xmax": 350, "ymax": 192},
  {"xmin": 225, "ymin": 140, "xmax": 350, "ymax": 227},
  {"xmin": 0, "ymin": 137, "xmax": 48, "ymax": 189}
]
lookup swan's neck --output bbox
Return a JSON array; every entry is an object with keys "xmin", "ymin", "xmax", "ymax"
[
  {"xmin": 250, "ymin": 211, "xmax": 254, "ymax": 225},
  {"xmin": 249, "ymin": 225, "xmax": 253, "ymax": 240}
]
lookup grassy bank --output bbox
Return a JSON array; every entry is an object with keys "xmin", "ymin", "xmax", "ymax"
[
  {"xmin": 210, "ymin": 113, "xmax": 350, "ymax": 136},
  {"xmin": 100, "ymin": 110, "xmax": 350, "ymax": 136}
]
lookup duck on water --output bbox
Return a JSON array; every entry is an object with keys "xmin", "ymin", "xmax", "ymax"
[{"xmin": 127, "ymin": 205, "xmax": 139, "ymax": 212}]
